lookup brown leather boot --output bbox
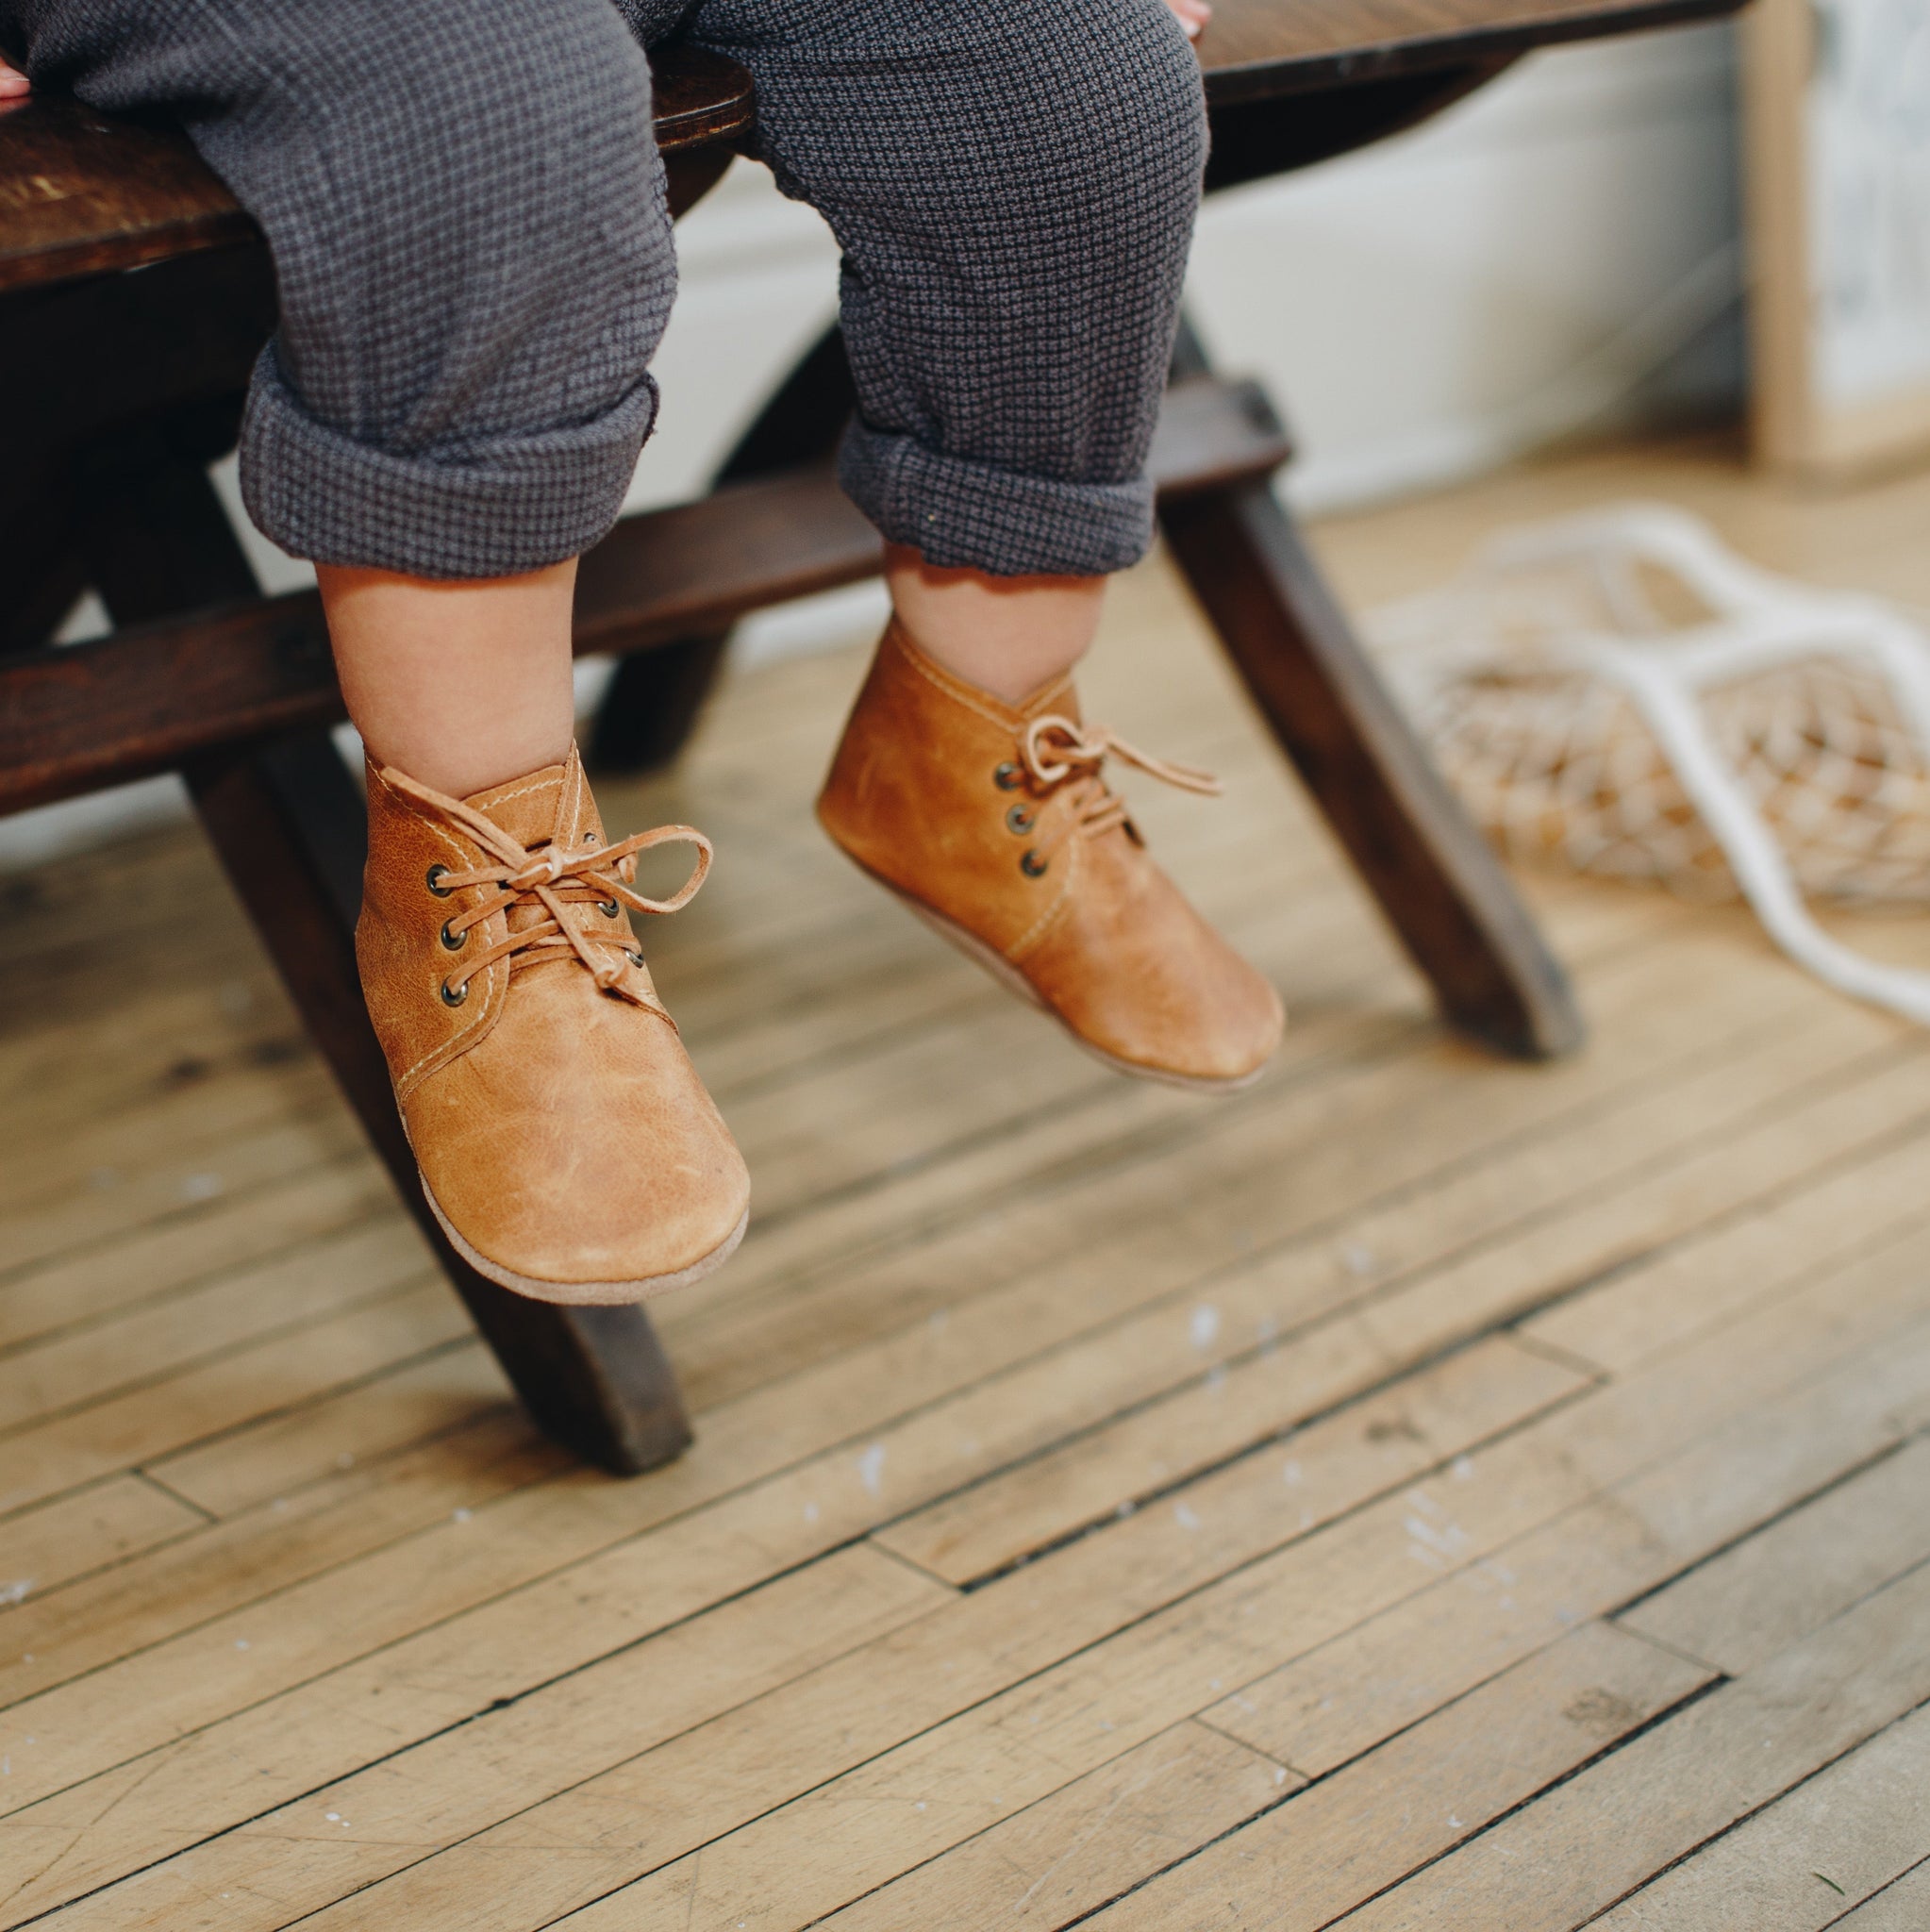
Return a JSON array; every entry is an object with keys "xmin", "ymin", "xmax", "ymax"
[
  {"xmin": 357, "ymin": 747, "xmax": 749, "ymax": 1304},
  {"xmin": 817, "ymin": 623, "xmax": 1284, "ymax": 1089}
]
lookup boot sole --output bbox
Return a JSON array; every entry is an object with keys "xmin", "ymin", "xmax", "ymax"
[
  {"xmin": 424, "ymin": 1188, "xmax": 749, "ymax": 1307},
  {"xmin": 865, "ymin": 870, "xmax": 1272, "ymax": 1095}
]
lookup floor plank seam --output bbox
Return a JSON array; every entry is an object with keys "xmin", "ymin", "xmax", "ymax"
[
  {"xmin": 0, "ymin": 1365, "xmax": 1574, "ymax": 1899},
  {"xmin": 1818, "ymin": 1850, "xmax": 1930, "ymax": 1930},
  {"xmin": 687, "ymin": 955, "xmax": 1831, "ymax": 1415},
  {"xmin": 0, "ymin": 1184, "xmax": 410, "ymax": 1368},
  {"xmin": 1507, "ymin": 1125, "xmax": 1930, "ymax": 1361},
  {"xmin": 0, "ymin": 1331, "xmax": 489, "ymax": 1610},
  {"xmin": 947, "ymin": 1335, "xmax": 1597, "ymax": 1593},
  {"xmin": 0, "ymin": 1267, "xmax": 443, "ymax": 1454},
  {"xmin": 1604, "ymin": 1437, "xmax": 1921, "ymax": 1630},
  {"xmin": 128, "ymin": 1469, "xmax": 218, "ymax": 1525},
  {"xmin": 1057, "ymin": 1668, "xmax": 1733, "ymax": 1932},
  {"xmin": 1570, "ymin": 1685, "xmax": 1930, "ymax": 1932}
]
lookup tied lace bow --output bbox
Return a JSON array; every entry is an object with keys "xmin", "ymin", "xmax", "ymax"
[
  {"xmin": 1017, "ymin": 715, "xmax": 1221, "ymax": 858},
  {"xmin": 383, "ymin": 767, "xmax": 710, "ymax": 1014}
]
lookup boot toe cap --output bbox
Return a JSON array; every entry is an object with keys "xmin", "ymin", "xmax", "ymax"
[{"xmin": 407, "ymin": 990, "xmax": 751, "ymax": 1302}]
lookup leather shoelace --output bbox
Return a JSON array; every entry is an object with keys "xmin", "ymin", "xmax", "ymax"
[
  {"xmin": 1017, "ymin": 715, "xmax": 1221, "ymax": 863},
  {"xmin": 382, "ymin": 768, "xmax": 710, "ymax": 1013}
]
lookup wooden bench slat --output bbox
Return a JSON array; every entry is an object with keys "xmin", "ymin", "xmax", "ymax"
[
  {"xmin": 1200, "ymin": 0, "xmax": 1746, "ymax": 99},
  {"xmin": 0, "ymin": 375, "xmax": 1290, "ymax": 816},
  {"xmin": 1, "ymin": 0, "xmax": 1749, "ymax": 296},
  {"xmin": 0, "ymin": 48, "xmax": 754, "ymax": 295}
]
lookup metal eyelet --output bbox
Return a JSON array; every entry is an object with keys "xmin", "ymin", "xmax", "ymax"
[
  {"xmin": 1005, "ymin": 804, "xmax": 1035, "ymax": 835},
  {"xmin": 439, "ymin": 919, "xmax": 467, "ymax": 952},
  {"xmin": 624, "ymin": 948, "xmax": 646, "ymax": 970},
  {"xmin": 439, "ymin": 977, "xmax": 469, "ymax": 1008},
  {"xmin": 598, "ymin": 898, "xmax": 620, "ymax": 919},
  {"xmin": 425, "ymin": 864, "xmax": 453, "ymax": 898},
  {"xmin": 993, "ymin": 762, "xmax": 1024, "ymax": 791},
  {"xmin": 1020, "ymin": 849, "xmax": 1049, "ymax": 878}
]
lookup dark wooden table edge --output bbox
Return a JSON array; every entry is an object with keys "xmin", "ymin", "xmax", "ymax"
[{"xmin": 1200, "ymin": 0, "xmax": 1748, "ymax": 103}]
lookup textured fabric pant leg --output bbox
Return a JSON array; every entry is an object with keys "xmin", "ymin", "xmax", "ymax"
[
  {"xmin": 680, "ymin": 0, "xmax": 1207, "ymax": 577},
  {"xmin": 9, "ymin": 0, "xmax": 675, "ymax": 578}
]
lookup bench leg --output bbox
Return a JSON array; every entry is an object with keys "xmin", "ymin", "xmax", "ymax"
[
  {"xmin": 80, "ymin": 442, "xmax": 692, "ymax": 1473},
  {"xmin": 183, "ymin": 736, "xmax": 692, "ymax": 1473},
  {"xmin": 1159, "ymin": 329, "xmax": 1584, "ymax": 1059}
]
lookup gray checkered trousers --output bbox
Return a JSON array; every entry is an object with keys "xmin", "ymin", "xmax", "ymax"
[{"xmin": 8, "ymin": 0, "xmax": 1207, "ymax": 579}]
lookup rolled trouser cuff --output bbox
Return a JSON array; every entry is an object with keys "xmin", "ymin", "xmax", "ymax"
[
  {"xmin": 839, "ymin": 416, "xmax": 1156, "ymax": 580},
  {"xmin": 239, "ymin": 347, "xmax": 660, "ymax": 581}
]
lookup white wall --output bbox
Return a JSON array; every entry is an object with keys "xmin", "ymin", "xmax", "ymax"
[
  {"xmin": 627, "ymin": 17, "xmax": 1743, "ymax": 519},
  {"xmin": 13, "ymin": 24, "xmax": 1741, "ymax": 868}
]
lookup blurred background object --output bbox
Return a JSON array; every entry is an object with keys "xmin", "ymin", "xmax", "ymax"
[{"xmin": 1744, "ymin": 0, "xmax": 1930, "ymax": 479}]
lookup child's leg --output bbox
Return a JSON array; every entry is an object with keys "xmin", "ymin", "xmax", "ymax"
[
  {"xmin": 12, "ymin": 0, "xmax": 749, "ymax": 1302},
  {"xmin": 16, "ymin": 0, "xmax": 669, "ymax": 790},
  {"xmin": 318, "ymin": 563, "xmax": 577, "ymax": 799},
  {"xmin": 882, "ymin": 547, "xmax": 1106, "ymax": 708},
  {"xmin": 699, "ymin": 0, "xmax": 1283, "ymax": 1088}
]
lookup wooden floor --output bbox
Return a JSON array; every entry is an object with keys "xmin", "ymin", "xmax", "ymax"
[{"xmin": 5, "ymin": 431, "xmax": 1930, "ymax": 1932}]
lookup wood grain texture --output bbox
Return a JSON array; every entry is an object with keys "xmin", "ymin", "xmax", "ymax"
[
  {"xmin": 1197, "ymin": 0, "xmax": 1747, "ymax": 101},
  {"xmin": 1, "ymin": 0, "xmax": 1748, "ymax": 297},
  {"xmin": 0, "ymin": 47, "xmax": 752, "ymax": 294},
  {"xmin": 6, "ymin": 441, "xmax": 1930, "ymax": 1931},
  {"xmin": 1098, "ymin": 1624, "xmax": 1711, "ymax": 1932}
]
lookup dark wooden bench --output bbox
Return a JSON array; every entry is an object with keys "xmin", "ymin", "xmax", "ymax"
[{"xmin": 0, "ymin": 0, "xmax": 1739, "ymax": 1473}]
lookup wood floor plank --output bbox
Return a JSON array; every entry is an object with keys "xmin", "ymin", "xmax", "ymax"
[
  {"xmin": 1197, "ymin": 1230, "xmax": 1930, "ymax": 1779},
  {"xmin": 1588, "ymin": 1701, "xmax": 1930, "ymax": 1930},
  {"xmin": 11, "ymin": 1069, "xmax": 1922, "ymax": 1925},
  {"xmin": 1616, "ymin": 1437, "xmax": 1930, "ymax": 1675},
  {"xmin": 0, "ymin": 1216, "xmax": 424, "ymax": 1438},
  {"xmin": 1300, "ymin": 1562, "xmax": 1930, "ymax": 1932},
  {"xmin": 0, "ymin": 1340, "xmax": 1577, "ymax": 1930},
  {"xmin": 211, "ymin": 1341, "xmax": 1574, "ymax": 1932},
  {"xmin": 0, "ymin": 1107, "xmax": 363, "ymax": 1284},
  {"xmin": 872, "ymin": 997, "xmax": 1902, "ymax": 1585},
  {"xmin": 0, "ymin": 1156, "xmax": 392, "ymax": 1356},
  {"xmin": 1, "ymin": 1550, "xmax": 949, "ymax": 1932},
  {"xmin": 1342, "ymin": 1037, "xmax": 1930, "ymax": 1375},
  {"xmin": 0, "ymin": 1276, "xmax": 458, "ymax": 1517},
  {"xmin": 0, "ymin": 1477, "xmax": 203, "ymax": 1605},
  {"xmin": 146, "ymin": 1337, "xmax": 511, "ymax": 1517},
  {"xmin": 387, "ymin": 1271, "xmax": 1929, "ymax": 1932},
  {"xmin": 1092, "ymin": 1622, "xmax": 1709, "ymax": 1932},
  {"xmin": 0, "ymin": 942, "xmax": 1785, "ymax": 1831},
  {"xmin": 778, "ymin": 1722, "xmax": 1298, "ymax": 1932},
  {"xmin": 1822, "ymin": 1858, "xmax": 1930, "ymax": 1929},
  {"xmin": 0, "ymin": 1410, "xmax": 563, "ymax": 1712},
  {"xmin": 1522, "ymin": 1131, "xmax": 1930, "ymax": 1378}
]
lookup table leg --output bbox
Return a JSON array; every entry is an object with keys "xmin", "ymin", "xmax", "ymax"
[
  {"xmin": 1159, "ymin": 325, "xmax": 1584, "ymax": 1059},
  {"xmin": 184, "ymin": 735, "xmax": 692, "ymax": 1473},
  {"xmin": 77, "ymin": 440, "xmax": 692, "ymax": 1473}
]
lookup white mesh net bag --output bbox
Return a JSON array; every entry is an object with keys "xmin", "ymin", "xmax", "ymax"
[{"xmin": 1368, "ymin": 503, "xmax": 1930, "ymax": 1026}]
